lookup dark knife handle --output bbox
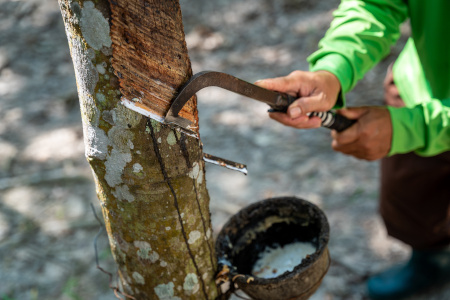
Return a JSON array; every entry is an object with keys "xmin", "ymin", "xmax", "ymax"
[
  {"xmin": 270, "ymin": 92, "xmax": 355, "ymax": 132},
  {"xmin": 310, "ymin": 111, "xmax": 356, "ymax": 132}
]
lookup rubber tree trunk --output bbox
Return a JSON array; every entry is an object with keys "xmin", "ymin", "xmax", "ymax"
[{"xmin": 58, "ymin": 0, "xmax": 219, "ymax": 299}]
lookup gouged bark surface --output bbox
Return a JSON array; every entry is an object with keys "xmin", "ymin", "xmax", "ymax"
[
  {"xmin": 110, "ymin": 0, "xmax": 198, "ymax": 130},
  {"xmin": 58, "ymin": 0, "xmax": 218, "ymax": 299}
]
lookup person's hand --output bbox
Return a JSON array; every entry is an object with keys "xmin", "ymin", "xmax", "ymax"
[
  {"xmin": 383, "ymin": 64, "xmax": 405, "ymax": 108},
  {"xmin": 331, "ymin": 106, "xmax": 392, "ymax": 161},
  {"xmin": 255, "ymin": 70, "xmax": 341, "ymax": 129}
]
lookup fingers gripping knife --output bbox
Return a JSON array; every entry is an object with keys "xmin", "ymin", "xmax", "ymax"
[{"xmin": 164, "ymin": 71, "xmax": 355, "ymax": 174}]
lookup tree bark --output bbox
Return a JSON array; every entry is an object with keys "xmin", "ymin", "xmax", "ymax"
[{"xmin": 58, "ymin": 0, "xmax": 218, "ymax": 299}]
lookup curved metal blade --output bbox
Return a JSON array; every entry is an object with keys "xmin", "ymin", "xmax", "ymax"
[{"xmin": 164, "ymin": 71, "xmax": 288, "ymax": 128}]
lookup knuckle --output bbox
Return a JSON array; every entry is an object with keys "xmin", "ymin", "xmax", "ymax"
[
  {"xmin": 331, "ymin": 142, "xmax": 339, "ymax": 151},
  {"xmin": 289, "ymin": 70, "xmax": 303, "ymax": 78},
  {"xmin": 334, "ymin": 135, "xmax": 344, "ymax": 144},
  {"xmin": 331, "ymin": 140, "xmax": 342, "ymax": 151},
  {"xmin": 335, "ymin": 133, "xmax": 349, "ymax": 145}
]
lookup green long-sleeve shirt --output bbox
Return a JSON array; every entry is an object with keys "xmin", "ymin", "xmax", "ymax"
[{"xmin": 307, "ymin": 0, "xmax": 450, "ymax": 156}]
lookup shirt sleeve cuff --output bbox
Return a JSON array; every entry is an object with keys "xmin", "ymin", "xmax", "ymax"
[
  {"xmin": 387, "ymin": 106, "xmax": 425, "ymax": 156},
  {"xmin": 309, "ymin": 53, "xmax": 354, "ymax": 94}
]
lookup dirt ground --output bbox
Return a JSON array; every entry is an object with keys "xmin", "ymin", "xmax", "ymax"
[{"xmin": 1, "ymin": 0, "xmax": 449, "ymax": 299}]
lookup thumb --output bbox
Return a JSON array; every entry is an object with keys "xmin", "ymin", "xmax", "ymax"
[
  {"xmin": 290, "ymin": 94, "xmax": 332, "ymax": 115},
  {"xmin": 336, "ymin": 107, "xmax": 369, "ymax": 120}
]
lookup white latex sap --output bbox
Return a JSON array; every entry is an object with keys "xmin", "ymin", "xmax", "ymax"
[{"xmin": 252, "ymin": 242, "xmax": 316, "ymax": 278}]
